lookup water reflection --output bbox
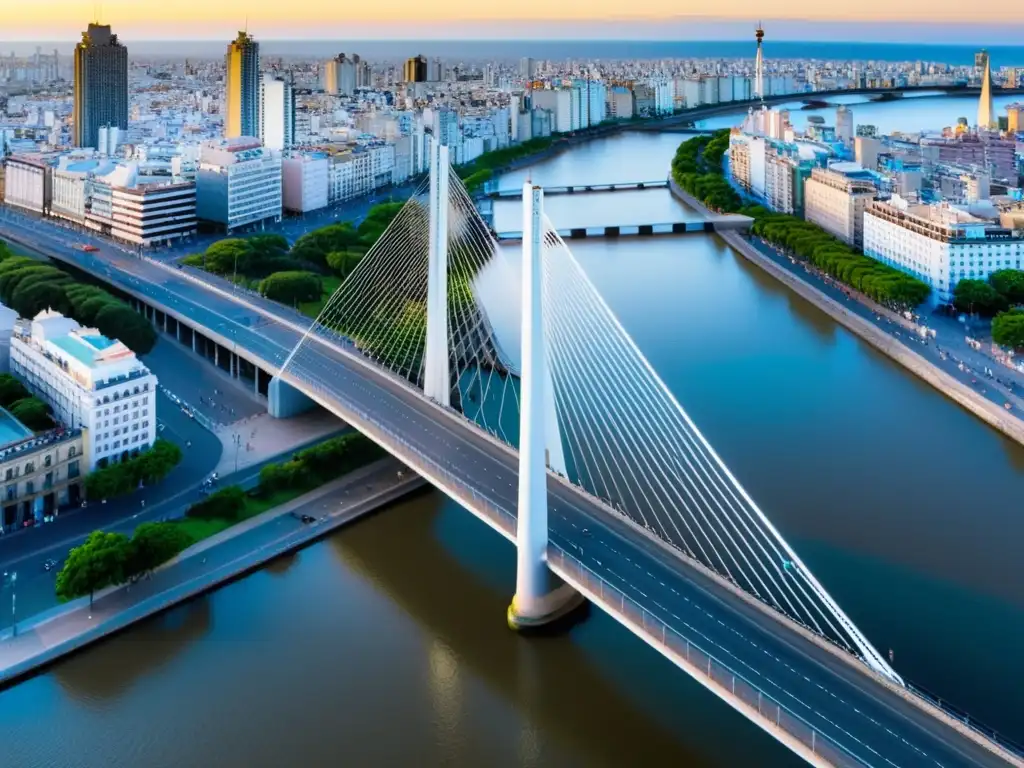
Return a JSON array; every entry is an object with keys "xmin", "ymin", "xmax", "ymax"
[
  {"xmin": 329, "ymin": 495, "xmax": 793, "ymax": 767},
  {"xmin": 53, "ymin": 599, "xmax": 212, "ymax": 703}
]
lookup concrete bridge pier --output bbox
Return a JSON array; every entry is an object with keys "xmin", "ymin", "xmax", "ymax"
[
  {"xmin": 268, "ymin": 375, "xmax": 316, "ymax": 418},
  {"xmin": 508, "ymin": 183, "xmax": 584, "ymax": 631}
]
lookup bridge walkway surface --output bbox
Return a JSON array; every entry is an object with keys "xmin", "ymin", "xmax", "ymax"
[{"xmin": 0, "ymin": 213, "xmax": 1018, "ymax": 767}]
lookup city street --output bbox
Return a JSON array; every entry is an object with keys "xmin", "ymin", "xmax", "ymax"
[{"xmin": 0, "ymin": 182, "xmax": 422, "ymax": 265}]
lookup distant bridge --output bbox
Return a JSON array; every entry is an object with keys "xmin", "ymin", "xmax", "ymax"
[
  {"xmin": 485, "ymin": 179, "xmax": 669, "ymax": 199},
  {"xmin": 495, "ymin": 216, "xmax": 752, "ymax": 242}
]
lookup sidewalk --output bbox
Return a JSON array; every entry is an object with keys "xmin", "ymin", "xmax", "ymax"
[
  {"xmin": 212, "ymin": 411, "xmax": 345, "ymax": 476},
  {"xmin": 0, "ymin": 459, "xmax": 426, "ymax": 689}
]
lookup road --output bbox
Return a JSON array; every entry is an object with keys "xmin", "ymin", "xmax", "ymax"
[
  {"xmin": 0, "ymin": 206, "xmax": 1015, "ymax": 766},
  {"xmin": 0, "ymin": 182, "xmax": 422, "ymax": 265}
]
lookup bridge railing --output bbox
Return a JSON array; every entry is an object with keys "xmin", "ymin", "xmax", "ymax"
[{"xmin": 547, "ymin": 545, "xmax": 870, "ymax": 768}]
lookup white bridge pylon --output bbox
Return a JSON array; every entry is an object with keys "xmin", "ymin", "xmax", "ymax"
[{"xmin": 280, "ymin": 158, "xmax": 900, "ymax": 683}]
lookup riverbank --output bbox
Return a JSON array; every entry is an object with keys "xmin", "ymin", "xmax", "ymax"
[
  {"xmin": 670, "ymin": 182, "xmax": 1024, "ymax": 446},
  {"xmin": 0, "ymin": 458, "xmax": 426, "ymax": 689}
]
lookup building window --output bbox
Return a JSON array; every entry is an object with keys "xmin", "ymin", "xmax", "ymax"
[
  {"xmin": 68, "ymin": 460, "xmax": 80, "ymax": 479},
  {"xmin": 24, "ymin": 462, "xmax": 34, "ymax": 474},
  {"xmin": 25, "ymin": 480, "xmax": 34, "ymax": 495},
  {"xmin": 68, "ymin": 446, "xmax": 77, "ymax": 458},
  {"xmin": 44, "ymin": 455, "xmax": 52, "ymax": 468}
]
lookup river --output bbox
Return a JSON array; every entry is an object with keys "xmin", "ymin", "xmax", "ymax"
[{"xmin": 3, "ymin": 99, "xmax": 1023, "ymax": 768}]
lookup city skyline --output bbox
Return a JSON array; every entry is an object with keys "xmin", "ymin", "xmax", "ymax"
[{"xmin": 5, "ymin": 13, "xmax": 1024, "ymax": 45}]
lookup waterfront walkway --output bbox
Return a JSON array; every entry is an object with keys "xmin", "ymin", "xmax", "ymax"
[{"xmin": 0, "ymin": 459, "xmax": 425, "ymax": 688}]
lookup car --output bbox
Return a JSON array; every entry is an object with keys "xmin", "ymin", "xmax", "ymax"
[
  {"xmin": 300, "ymin": 515, "xmax": 316, "ymax": 524},
  {"xmin": 43, "ymin": 558, "xmax": 58, "ymax": 572}
]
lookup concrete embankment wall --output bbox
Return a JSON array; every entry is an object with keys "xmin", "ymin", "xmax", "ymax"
[
  {"xmin": 0, "ymin": 471, "xmax": 426, "ymax": 690},
  {"xmin": 669, "ymin": 181, "xmax": 1024, "ymax": 448}
]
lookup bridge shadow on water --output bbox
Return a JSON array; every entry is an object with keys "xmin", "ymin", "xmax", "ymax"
[{"xmin": 328, "ymin": 492, "xmax": 804, "ymax": 768}]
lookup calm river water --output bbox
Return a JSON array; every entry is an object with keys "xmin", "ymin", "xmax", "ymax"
[{"xmin": 3, "ymin": 102, "xmax": 1023, "ymax": 768}]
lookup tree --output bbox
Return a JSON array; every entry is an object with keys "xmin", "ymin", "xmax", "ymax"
[
  {"xmin": 93, "ymin": 304, "xmax": 157, "ymax": 354},
  {"xmin": 203, "ymin": 239, "xmax": 255, "ymax": 275},
  {"xmin": 992, "ymin": 308, "xmax": 1024, "ymax": 350},
  {"xmin": 185, "ymin": 486, "xmax": 247, "ymax": 521},
  {"xmin": 290, "ymin": 222, "xmax": 360, "ymax": 267},
  {"xmin": 55, "ymin": 531, "xmax": 130, "ymax": 607},
  {"xmin": 259, "ymin": 271, "xmax": 322, "ymax": 305},
  {"xmin": 126, "ymin": 522, "xmax": 194, "ymax": 574},
  {"xmin": 953, "ymin": 279, "xmax": 1007, "ymax": 316},
  {"xmin": 0, "ymin": 374, "xmax": 30, "ymax": 409},
  {"xmin": 357, "ymin": 203, "xmax": 404, "ymax": 246},
  {"xmin": 989, "ymin": 269, "xmax": 1024, "ymax": 305},
  {"xmin": 9, "ymin": 397, "xmax": 53, "ymax": 431},
  {"xmin": 246, "ymin": 233, "xmax": 289, "ymax": 261},
  {"xmin": 325, "ymin": 247, "xmax": 366, "ymax": 278},
  {"xmin": 85, "ymin": 439, "xmax": 182, "ymax": 500}
]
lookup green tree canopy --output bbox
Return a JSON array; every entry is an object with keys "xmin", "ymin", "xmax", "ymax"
[
  {"xmin": 952, "ymin": 279, "xmax": 1007, "ymax": 316},
  {"xmin": 290, "ymin": 222, "xmax": 360, "ymax": 267},
  {"xmin": 259, "ymin": 271, "xmax": 322, "ymax": 305},
  {"xmin": 127, "ymin": 522, "xmax": 194, "ymax": 574},
  {"xmin": 988, "ymin": 269, "xmax": 1024, "ymax": 305},
  {"xmin": 9, "ymin": 396, "xmax": 53, "ymax": 431},
  {"xmin": 94, "ymin": 304, "xmax": 157, "ymax": 354},
  {"xmin": 992, "ymin": 308, "xmax": 1024, "ymax": 349},
  {"xmin": 356, "ymin": 202, "xmax": 405, "ymax": 246},
  {"xmin": 0, "ymin": 374, "xmax": 30, "ymax": 409},
  {"xmin": 55, "ymin": 531, "xmax": 131, "ymax": 606},
  {"xmin": 203, "ymin": 238, "xmax": 255, "ymax": 275}
]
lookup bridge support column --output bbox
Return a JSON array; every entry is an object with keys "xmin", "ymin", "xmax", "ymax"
[
  {"xmin": 508, "ymin": 183, "xmax": 583, "ymax": 631},
  {"xmin": 268, "ymin": 375, "xmax": 315, "ymax": 418},
  {"xmin": 423, "ymin": 142, "xmax": 451, "ymax": 407}
]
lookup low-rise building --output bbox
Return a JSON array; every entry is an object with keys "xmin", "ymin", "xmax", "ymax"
[
  {"xmin": 10, "ymin": 310, "xmax": 157, "ymax": 470},
  {"xmin": 83, "ymin": 164, "xmax": 197, "ymax": 246},
  {"xmin": 0, "ymin": 421, "xmax": 84, "ymax": 531},
  {"xmin": 3, "ymin": 154, "xmax": 51, "ymax": 214},
  {"xmin": 195, "ymin": 137, "xmax": 282, "ymax": 233},
  {"xmin": 282, "ymin": 152, "xmax": 329, "ymax": 213},
  {"xmin": 864, "ymin": 195, "xmax": 1024, "ymax": 303},
  {"xmin": 804, "ymin": 166, "xmax": 877, "ymax": 247}
]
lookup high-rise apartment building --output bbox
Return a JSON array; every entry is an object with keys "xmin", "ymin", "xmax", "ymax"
[
  {"xmin": 225, "ymin": 31, "xmax": 260, "ymax": 139},
  {"xmin": 259, "ymin": 74, "xmax": 295, "ymax": 151},
  {"xmin": 196, "ymin": 137, "xmax": 282, "ymax": 232},
  {"xmin": 1007, "ymin": 103, "xmax": 1024, "ymax": 134},
  {"xmin": 73, "ymin": 24, "xmax": 128, "ymax": 150},
  {"xmin": 403, "ymin": 55, "xmax": 428, "ymax": 83},
  {"xmin": 324, "ymin": 53, "xmax": 358, "ymax": 96},
  {"xmin": 519, "ymin": 57, "xmax": 536, "ymax": 80}
]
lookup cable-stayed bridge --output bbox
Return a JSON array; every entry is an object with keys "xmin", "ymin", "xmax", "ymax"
[
  {"xmin": 261, "ymin": 147, "xmax": 1015, "ymax": 767},
  {"xmin": 5, "ymin": 147, "xmax": 1016, "ymax": 766}
]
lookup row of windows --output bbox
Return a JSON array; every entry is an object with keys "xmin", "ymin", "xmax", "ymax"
[
  {"xmin": 94, "ymin": 384, "xmax": 150, "ymax": 406},
  {"xmin": 3, "ymin": 446, "xmax": 79, "ymax": 481},
  {"xmin": 5, "ymin": 462, "xmax": 79, "ymax": 500}
]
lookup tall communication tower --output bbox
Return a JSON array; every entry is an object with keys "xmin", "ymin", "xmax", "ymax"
[{"xmin": 754, "ymin": 23, "xmax": 765, "ymax": 101}]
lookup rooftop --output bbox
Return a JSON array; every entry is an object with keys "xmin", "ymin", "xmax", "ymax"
[{"xmin": 0, "ymin": 407, "xmax": 33, "ymax": 448}]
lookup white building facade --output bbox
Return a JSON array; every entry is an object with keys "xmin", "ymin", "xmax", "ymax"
[
  {"xmin": 282, "ymin": 153, "xmax": 329, "ymax": 213},
  {"xmin": 195, "ymin": 137, "xmax": 282, "ymax": 232},
  {"xmin": 864, "ymin": 196, "xmax": 1024, "ymax": 303},
  {"xmin": 804, "ymin": 167, "xmax": 877, "ymax": 247},
  {"xmin": 10, "ymin": 311, "xmax": 158, "ymax": 470}
]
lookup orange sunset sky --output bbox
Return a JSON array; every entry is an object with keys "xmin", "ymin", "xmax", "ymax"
[{"xmin": 6, "ymin": 0, "xmax": 1024, "ymax": 39}]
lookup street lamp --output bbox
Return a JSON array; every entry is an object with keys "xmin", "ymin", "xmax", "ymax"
[{"xmin": 233, "ymin": 432, "xmax": 242, "ymax": 473}]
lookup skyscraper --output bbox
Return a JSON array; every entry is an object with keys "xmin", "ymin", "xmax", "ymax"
[
  {"xmin": 259, "ymin": 74, "xmax": 295, "ymax": 151},
  {"xmin": 225, "ymin": 31, "xmax": 260, "ymax": 139},
  {"xmin": 73, "ymin": 23, "xmax": 128, "ymax": 150},
  {"xmin": 403, "ymin": 55, "xmax": 428, "ymax": 83},
  {"xmin": 754, "ymin": 23, "xmax": 765, "ymax": 100},
  {"xmin": 977, "ymin": 50, "xmax": 995, "ymax": 130},
  {"xmin": 324, "ymin": 53, "xmax": 358, "ymax": 96}
]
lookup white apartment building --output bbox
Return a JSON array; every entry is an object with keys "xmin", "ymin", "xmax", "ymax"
[
  {"xmin": 607, "ymin": 88, "xmax": 633, "ymax": 120},
  {"xmin": 85, "ymin": 174, "xmax": 197, "ymax": 247},
  {"xmin": 530, "ymin": 89, "xmax": 572, "ymax": 133},
  {"xmin": 864, "ymin": 195, "xmax": 1024, "ymax": 303},
  {"xmin": 10, "ymin": 310, "xmax": 158, "ymax": 470},
  {"xmin": 259, "ymin": 75, "xmax": 295, "ymax": 152},
  {"xmin": 764, "ymin": 146, "xmax": 799, "ymax": 215},
  {"xmin": 327, "ymin": 144, "xmax": 395, "ymax": 203},
  {"xmin": 281, "ymin": 152, "xmax": 329, "ymax": 213},
  {"xmin": 3, "ymin": 154, "xmax": 50, "ymax": 214},
  {"xmin": 195, "ymin": 137, "xmax": 282, "ymax": 233},
  {"xmin": 651, "ymin": 79, "xmax": 674, "ymax": 116},
  {"xmin": 804, "ymin": 166, "xmax": 877, "ymax": 247}
]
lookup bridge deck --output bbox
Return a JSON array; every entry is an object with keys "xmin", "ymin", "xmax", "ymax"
[{"xmin": 0, "ymin": 214, "xmax": 1017, "ymax": 768}]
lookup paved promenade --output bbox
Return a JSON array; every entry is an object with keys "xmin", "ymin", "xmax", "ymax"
[{"xmin": 0, "ymin": 459, "xmax": 425, "ymax": 689}]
